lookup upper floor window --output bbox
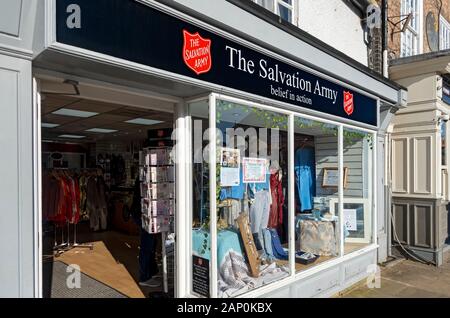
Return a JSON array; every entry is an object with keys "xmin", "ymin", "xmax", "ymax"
[
  {"xmin": 401, "ymin": 0, "xmax": 422, "ymax": 57},
  {"xmin": 440, "ymin": 15, "xmax": 450, "ymax": 51},
  {"xmin": 253, "ymin": 0, "xmax": 297, "ymax": 25}
]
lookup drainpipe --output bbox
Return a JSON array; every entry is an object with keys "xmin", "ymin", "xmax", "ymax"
[{"xmin": 382, "ymin": 0, "xmax": 389, "ymax": 77}]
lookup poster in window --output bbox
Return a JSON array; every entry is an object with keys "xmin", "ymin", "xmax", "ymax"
[
  {"xmin": 220, "ymin": 148, "xmax": 240, "ymax": 168},
  {"xmin": 220, "ymin": 148, "xmax": 240, "ymax": 186},
  {"xmin": 192, "ymin": 256, "xmax": 210, "ymax": 298},
  {"xmin": 344, "ymin": 209, "xmax": 357, "ymax": 231},
  {"xmin": 242, "ymin": 157, "xmax": 267, "ymax": 183}
]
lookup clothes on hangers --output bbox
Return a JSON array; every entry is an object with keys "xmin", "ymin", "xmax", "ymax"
[
  {"xmin": 268, "ymin": 171, "xmax": 284, "ymax": 229},
  {"xmin": 249, "ymin": 190, "xmax": 271, "ymax": 250},
  {"xmin": 294, "ymin": 147, "xmax": 316, "ymax": 212},
  {"xmin": 42, "ymin": 170, "xmax": 81, "ymax": 226},
  {"xmin": 86, "ymin": 175, "xmax": 108, "ymax": 231}
]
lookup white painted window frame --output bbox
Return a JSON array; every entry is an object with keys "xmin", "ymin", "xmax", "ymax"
[
  {"xmin": 400, "ymin": 0, "xmax": 423, "ymax": 57},
  {"xmin": 253, "ymin": 0, "xmax": 299, "ymax": 26},
  {"xmin": 440, "ymin": 15, "xmax": 450, "ymax": 51}
]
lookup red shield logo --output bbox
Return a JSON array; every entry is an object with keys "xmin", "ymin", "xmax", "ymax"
[
  {"xmin": 183, "ymin": 30, "xmax": 212, "ymax": 75},
  {"xmin": 343, "ymin": 91, "xmax": 354, "ymax": 116}
]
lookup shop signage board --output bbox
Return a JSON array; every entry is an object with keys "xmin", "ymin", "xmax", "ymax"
[{"xmin": 57, "ymin": 0, "xmax": 378, "ymax": 126}]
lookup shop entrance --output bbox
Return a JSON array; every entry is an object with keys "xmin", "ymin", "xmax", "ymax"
[{"xmin": 38, "ymin": 77, "xmax": 177, "ymax": 298}]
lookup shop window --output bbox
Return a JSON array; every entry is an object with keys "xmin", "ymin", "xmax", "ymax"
[
  {"xmin": 189, "ymin": 95, "xmax": 377, "ymax": 297},
  {"xmin": 440, "ymin": 15, "xmax": 450, "ymax": 51},
  {"xmin": 214, "ymin": 99, "xmax": 290, "ymax": 298},
  {"xmin": 400, "ymin": 0, "xmax": 422, "ymax": 57},
  {"xmin": 294, "ymin": 117, "xmax": 340, "ymax": 272},
  {"xmin": 190, "ymin": 99, "xmax": 211, "ymax": 298},
  {"xmin": 336, "ymin": 128, "xmax": 374, "ymax": 254},
  {"xmin": 253, "ymin": 0, "xmax": 297, "ymax": 25}
]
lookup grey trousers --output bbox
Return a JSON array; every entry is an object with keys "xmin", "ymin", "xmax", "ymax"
[{"xmin": 249, "ymin": 190, "xmax": 271, "ymax": 249}]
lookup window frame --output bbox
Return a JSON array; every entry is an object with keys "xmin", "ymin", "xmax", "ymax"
[
  {"xmin": 440, "ymin": 15, "xmax": 450, "ymax": 51},
  {"xmin": 253, "ymin": 0, "xmax": 299, "ymax": 26},
  {"xmin": 400, "ymin": 0, "xmax": 423, "ymax": 57}
]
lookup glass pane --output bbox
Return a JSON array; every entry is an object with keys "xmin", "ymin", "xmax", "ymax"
[
  {"xmin": 255, "ymin": 0, "xmax": 274, "ymax": 11},
  {"xmin": 341, "ymin": 128, "xmax": 374, "ymax": 255},
  {"xmin": 294, "ymin": 117, "xmax": 340, "ymax": 273},
  {"xmin": 215, "ymin": 99, "xmax": 290, "ymax": 298},
  {"xmin": 278, "ymin": 4, "xmax": 292, "ymax": 23},
  {"xmin": 190, "ymin": 99, "xmax": 211, "ymax": 298}
]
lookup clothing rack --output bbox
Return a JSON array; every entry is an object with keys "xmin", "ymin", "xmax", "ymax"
[
  {"xmin": 53, "ymin": 221, "xmax": 93, "ymax": 257},
  {"xmin": 47, "ymin": 168, "xmax": 94, "ymax": 256}
]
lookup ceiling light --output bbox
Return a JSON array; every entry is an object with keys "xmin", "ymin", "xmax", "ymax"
[
  {"xmin": 125, "ymin": 118, "xmax": 163, "ymax": 125},
  {"xmin": 58, "ymin": 134, "xmax": 86, "ymax": 139},
  {"xmin": 85, "ymin": 128, "xmax": 118, "ymax": 133},
  {"xmin": 52, "ymin": 108, "xmax": 98, "ymax": 118},
  {"xmin": 41, "ymin": 123, "xmax": 60, "ymax": 128}
]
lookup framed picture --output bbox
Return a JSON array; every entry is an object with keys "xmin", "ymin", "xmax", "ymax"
[
  {"xmin": 329, "ymin": 198, "xmax": 371, "ymax": 244},
  {"xmin": 322, "ymin": 167, "xmax": 348, "ymax": 188}
]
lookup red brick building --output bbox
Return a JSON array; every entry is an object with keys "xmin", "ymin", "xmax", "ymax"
[{"xmin": 385, "ymin": 0, "xmax": 450, "ymax": 59}]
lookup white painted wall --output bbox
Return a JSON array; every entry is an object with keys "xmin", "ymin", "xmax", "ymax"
[{"xmin": 298, "ymin": 0, "xmax": 368, "ymax": 66}]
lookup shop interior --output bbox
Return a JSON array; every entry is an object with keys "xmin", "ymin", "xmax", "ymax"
[
  {"xmin": 40, "ymin": 79, "xmax": 176, "ymax": 298},
  {"xmin": 191, "ymin": 99, "xmax": 372, "ymax": 298}
]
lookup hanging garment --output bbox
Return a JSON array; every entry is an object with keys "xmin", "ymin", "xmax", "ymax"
[
  {"xmin": 294, "ymin": 147, "xmax": 316, "ymax": 212},
  {"xmin": 268, "ymin": 172, "xmax": 284, "ymax": 229},
  {"xmin": 262, "ymin": 228, "xmax": 275, "ymax": 261},
  {"xmin": 67, "ymin": 176, "xmax": 80, "ymax": 224},
  {"xmin": 269, "ymin": 228, "xmax": 289, "ymax": 261},
  {"xmin": 249, "ymin": 190, "xmax": 271, "ymax": 250},
  {"xmin": 86, "ymin": 176, "xmax": 108, "ymax": 231},
  {"xmin": 78, "ymin": 175, "xmax": 89, "ymax": 220}
]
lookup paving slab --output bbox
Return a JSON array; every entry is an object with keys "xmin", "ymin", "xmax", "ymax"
[{"xmin": 341, "ymin": 259, "xmax": 450, "ymax": 298}]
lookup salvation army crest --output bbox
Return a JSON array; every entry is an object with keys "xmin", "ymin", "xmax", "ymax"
[
  {"xmin": 183, "ymin": 30, "xmax": 212, "ymax": 75},
  {"xmin": 343, "ymin": 91, "xmax": 354, "ymax": 116}
]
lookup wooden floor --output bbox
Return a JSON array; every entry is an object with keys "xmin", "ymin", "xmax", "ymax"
[{"xmin": 58, "ymin": 241, "xmax": 145, "ymax": 298}]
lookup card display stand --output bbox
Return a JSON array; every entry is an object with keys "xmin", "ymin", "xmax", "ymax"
[{"xmin": 139, "ymin": 146, "xmax": 175, "ymax": 294}]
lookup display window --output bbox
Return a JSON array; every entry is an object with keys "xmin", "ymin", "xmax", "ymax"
[
  {"xmin": 189, "ymin": 93, "xmax": 376, "ymax": 298},
  {"xmin": 293, "ymin": 117, "xmax": 340, "ymax": 272},
  {"xmin": 341, "ymin": 128, "xmax": 374, "ymax": 253}
]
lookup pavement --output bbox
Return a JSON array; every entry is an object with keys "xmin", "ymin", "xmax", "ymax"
[{"xmin": 340, "ymin": 255, "xmax": 450, "ymax": 298}]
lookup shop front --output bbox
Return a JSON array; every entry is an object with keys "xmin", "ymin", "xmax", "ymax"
[{"xmin": 0, "ymin": 0, "xmax": 406, "ymax": 297}]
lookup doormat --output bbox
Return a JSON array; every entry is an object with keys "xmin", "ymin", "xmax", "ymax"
[{"xmin": 50, "ymin": 261, "xmax": 128, "ymax": 298}]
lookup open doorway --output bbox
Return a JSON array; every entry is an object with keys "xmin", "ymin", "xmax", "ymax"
[{"xmin": 39, "ymin": 78, "xmax": 176, "ymax": 298}]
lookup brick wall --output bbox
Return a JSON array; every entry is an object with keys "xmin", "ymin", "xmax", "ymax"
[
  {"xmin": 386, "ymin": 0, "xmax": 450, "ymax": 59},
  {"xmin": 423, "ymin": 0, "xmax": 450, "ymax": 53}
]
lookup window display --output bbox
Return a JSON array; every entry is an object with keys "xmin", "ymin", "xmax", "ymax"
[
  {"xmin": 293, "ymin": 117, "xmax": 340, "ymax": 272},
  {"xmin": 342, "ymin": 128, "xmax": 374, "ymax": 253},
  {"xmin": 212, "ymin": 100, "xmax": 290, "ymax": 298},
  {"xmin": 189, "ymin": 94, "xmax": 376, "ymax": 298}
]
